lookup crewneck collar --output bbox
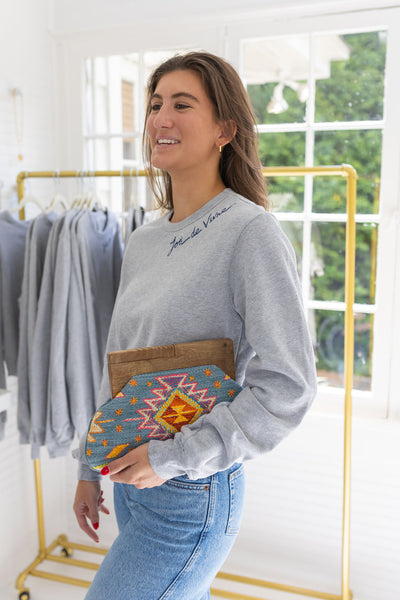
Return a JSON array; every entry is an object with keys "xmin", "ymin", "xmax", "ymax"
[{"xmin": 164, "ymin": 188, "xmax": 230, "ymax": 231}]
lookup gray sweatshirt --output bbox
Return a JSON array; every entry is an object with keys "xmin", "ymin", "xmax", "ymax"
[
  {"xmin": 29, "ymin": 213, "xmax": 71, "ymax": 457},
  {"xmin": 76, "ymin": 189, "xmax": 317, "ymax": 481},
  {"xmin": 17, "ymin": 212, "xmax": 58, "ymax": 445},
  {"xmin": 0, "ymin": 211, "xmax": 30, "ymax": 439},
  {"xmin": 29, "ymin": 210, "xmax": 122, "ymax": 458},
  {"xmin": 0, "ymin": 211, "xmax": 30, "ymax": 378},
  {"xmin": 46, "ymin": 209, "xmax": 123, "ymax": 457}
]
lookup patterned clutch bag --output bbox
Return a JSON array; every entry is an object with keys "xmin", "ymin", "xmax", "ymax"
[{"xmin": 85, "ymin": 339, "xmax": 242, "ymax": 472}]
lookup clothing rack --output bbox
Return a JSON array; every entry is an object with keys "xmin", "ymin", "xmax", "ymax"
[{"xmin": 14, "ymin": 165, "xmax": 357, "ymax": 600}]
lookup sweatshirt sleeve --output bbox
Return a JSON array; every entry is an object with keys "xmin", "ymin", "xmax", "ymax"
[{"xmin": 148, "ymin": 212, "xmax": 317, "ymax": 480}]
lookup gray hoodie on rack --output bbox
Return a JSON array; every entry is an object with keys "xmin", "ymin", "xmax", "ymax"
[
  {"xmin": 0, "ymin": 211, "xmax": 30, "ymax": 439},
  {"xmin": 28, "ymin": 209, "xmax": 122, "ymax": 458},
  {"xmin": 17, "ymin": 212, "xmax": 58, "ymax": 446}
]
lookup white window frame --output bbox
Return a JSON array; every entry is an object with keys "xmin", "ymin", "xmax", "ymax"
[
  {"xmin": 223, "ymin": 7, "xmax": 400, "ymax": 419},
  {"xmin": 56, "ymin": 5, "xmax": 400, "ymax": 420}
]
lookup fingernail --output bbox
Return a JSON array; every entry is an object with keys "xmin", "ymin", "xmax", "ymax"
[
  {"xmin": 93, "ymin": 522, "xmax": 99, "ymax": 530},
  {"xmin": 101, "ymin": 466, "xmax": 110, "ymax": 476}
]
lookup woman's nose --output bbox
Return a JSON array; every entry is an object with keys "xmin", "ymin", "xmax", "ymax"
[{"xmin": 152, "ymin": 105, "xmax": 173, "ymax": 128}]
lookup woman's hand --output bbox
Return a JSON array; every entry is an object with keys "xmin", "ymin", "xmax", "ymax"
[
  {"xmin": 73, "ymin": 480, "xmax": 110, "ymax": 543},
  {"xmin": 101, "ymin": 442, "xmax": 166, "ymax": 489}
]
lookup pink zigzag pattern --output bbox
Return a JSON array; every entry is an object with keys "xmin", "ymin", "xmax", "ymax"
[{"xmin": 123, "ymin": 372, "xmax": 217, "ymax": 440}]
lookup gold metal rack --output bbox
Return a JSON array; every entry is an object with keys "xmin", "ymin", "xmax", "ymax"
[{"xmin": 15, "ymin": 165, "xmax": 356, "ymax": 600}]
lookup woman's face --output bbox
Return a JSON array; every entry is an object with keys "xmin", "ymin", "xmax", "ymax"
[{"xmin": 146, "ymin": 69, "xmax": 222, "ymax": 175}]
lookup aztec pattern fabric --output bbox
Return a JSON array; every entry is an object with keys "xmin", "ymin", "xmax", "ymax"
[{"xmin": 85, "ymin": 364, "xmax": 242, "ymax": 472}]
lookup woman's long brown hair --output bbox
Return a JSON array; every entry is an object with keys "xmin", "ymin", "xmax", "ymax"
[{"xmin": 143, "ymin": 51, "xmax": 268, "ymax": 211}]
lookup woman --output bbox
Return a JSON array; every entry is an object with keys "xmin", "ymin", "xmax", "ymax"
[{"xmin": 73, "ymin": 51, "xmax": 317, "ymax": 600}]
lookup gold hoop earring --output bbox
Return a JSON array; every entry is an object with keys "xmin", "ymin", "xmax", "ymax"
[{"xmin": 219, "ymin": 145, "xmax": 222, "ymax": 153}]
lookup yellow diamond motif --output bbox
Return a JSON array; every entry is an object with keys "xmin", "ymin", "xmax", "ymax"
[{"xmin": 155, "ymin": 389, "xmax": 203, "ymax": 434}]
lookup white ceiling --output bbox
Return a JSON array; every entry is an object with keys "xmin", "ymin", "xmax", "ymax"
[{"xmin": 48, "ymin": 0, "xmax": 400, "ymax": 35}]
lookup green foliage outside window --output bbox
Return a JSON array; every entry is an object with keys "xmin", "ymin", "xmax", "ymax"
[{"xmin": 248, "ymin": 31, "xmax": 386, "ymax": 389}]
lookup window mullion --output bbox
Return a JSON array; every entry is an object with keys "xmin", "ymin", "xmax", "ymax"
[
  {"xmin": 91, "ymin": 58, "xmax": 96, "ymax": 170},
  {"xmin": 138, "ymin": 50, "xmax": 146, "ymax": 170},
  {"xmin": 301, "ymin": 33, "xmax": 316, "ymax": 308}
]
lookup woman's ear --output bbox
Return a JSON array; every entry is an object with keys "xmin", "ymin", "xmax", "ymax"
[{"xmin": 217, "ymin": 119, "xmax": 237, "ymax": 149}]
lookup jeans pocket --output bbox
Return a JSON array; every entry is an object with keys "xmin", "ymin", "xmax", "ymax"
[
  {"xmin": 225, "ymin": 464, "xmax": 245, "ymax": 536},
  {"xmin": 165, "ymin": 475, "xmax": 211, "ymax": 491}
]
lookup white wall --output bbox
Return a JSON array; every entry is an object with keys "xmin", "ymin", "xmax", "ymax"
[
  {"xmin": 0, "ymin": 0, "xmax": 60, "ymax": 209},
  {"xmin": 0, "ymin": 0, "xmax": 68, "ymax": 595},
  {"xmin": 1, "ymin": 2, "xmax": 400, "ymax": 600}
]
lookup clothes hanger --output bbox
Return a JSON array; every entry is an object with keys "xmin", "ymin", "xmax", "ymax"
[
  {"xmin": 9, "ymin": 175, "xmax": 45, "ymax": 213},
  {"xmin": 45, "ymin": 171, "xmax": 69, "ymax": 213},
  {"xmin": 130, "ymin": 166, "xmax": 142, "ymax": 210},
  {"xmin": 9, "ymin": 193, "xmax": 45, "ymax": 213},
  {"xmin": 71, "ymin": 170, "xmax": 86, "ymax": 209},
  {"xmin": 87, "ymin": 171, "xmax": 105, "ymax": 211}
]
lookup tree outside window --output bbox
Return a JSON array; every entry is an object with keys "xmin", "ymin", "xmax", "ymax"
[{"xmin": 244, "ymin": 31, "xmax": 386, "ymax": 392}]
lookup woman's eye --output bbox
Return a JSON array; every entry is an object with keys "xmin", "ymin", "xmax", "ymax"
[
  {"xmin": 176, "ymin": 103, "xmax": 190, "ymax": 110},
  {"xmin": 150, "ymin": 104, "xmax": 161, "ymax": 112}
]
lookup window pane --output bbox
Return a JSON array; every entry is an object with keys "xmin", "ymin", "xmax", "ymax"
[
  {"xmin": 261, "ymin": 132, "xmax": 305, "ymax": 212},
  {"xmin": 312, "ymin": 309, "xmax": 372, "ymax": 391},
  {"xmin": 314, "ymin": 130, "xmax": 382, "ymax": 214},
  {"xmin": 95, "ymin": 138, "xmax": 110, "ymax": 169},
  {"xmin": 84, "ymin": 60, "xmax": 94, "ymax": 136},
  {"xmin": 310, "ymin": 222, "xmax": 346, "ymax": 302},
  {"xmin": 313, "ymin": 309, "xmax": 345, "ymax": 388},
  {"xmin": 92, "ymin": 58, "xmax": 109, "ymax": 135},
  {"xmin": 259, "ymin": 132, "xmax": 305, "ymax": 167},
  {"xmin": 120, "ymin": 54, "xmax": 139, "ymax": 132},
  {"xmin": 355, "ymin": 222, "xmax": 378, "ymax": 305},
  {"xmin": 94, "ymin": 86, "xmax": 109, "ymax": 135},
  {"xmin": 94, "ymin": 57, "xmax": 108, "ymax": 86},
  {"xmin": 310, "ymin": 221, "xmax": 377, "ymax": 305},
  {"xmin": 122, "ymin": 80, "xmax": 135, "ymax": 132},
  {"xmin": 315, "ymin": 31, "xmax": 387, "ymax": 122},
  {"xmin": 247, "ymin": 81, "xmax": 307, "ymax": 124},
  {"xmin": 83, "ymin": 139, "xmax": 95, "ymax": 170},
  {"xmin": 269, "ymin": 177, "xmax": 304, "ymax": 212},
  {"xmin": 243, "ymin": 35, "xmax": 309, "ymax": 123},
  {"xmin": 353, "ymin": 312, "xmax": 373, "ymax": 390},
  {"xmin": 123, "ymin": 175, "xmax": 137, "ymax": 213},
  {"xmin": 312, "ymin": 176, "xmax": 347, "ymax": 214},
  {"xmin": 121, "ymin": 137, "xmax": 139, "ymax": 162},
  {"xmin": 243, "ymin": 35, "xmax": 309, "ymax": 124},
  {"xmin": 279, "ymin": 221, "xmax": 303, "ymax": 278}
]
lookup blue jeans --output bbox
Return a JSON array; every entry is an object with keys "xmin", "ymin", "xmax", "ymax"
[{"xmin": 85, "ymin": 463, "xmax": 245, "ymax": 600}]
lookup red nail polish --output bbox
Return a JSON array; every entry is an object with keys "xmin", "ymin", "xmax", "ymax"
[
  {"xmin": 101, "ymin": 466, "xmax": 110, "ymax": 476},
  {"xmin": 93, "ymin": 522, "xmax": 99, "ymax": 530}
]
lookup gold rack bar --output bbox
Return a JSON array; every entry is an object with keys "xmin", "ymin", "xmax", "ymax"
[
  {"xmin": 214, "ymin": 571, "xmax": 353, "ymax": 600},
  {"xmin": 29, "ymin": 570, "xmax": 92, "ymax": 589},
  {"xmin": 15, "ymin": 164, "xmax": 356, "ymax": 600}
]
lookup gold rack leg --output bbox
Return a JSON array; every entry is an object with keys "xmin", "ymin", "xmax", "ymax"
[
  {"xmin": 15, "ymin": 532, "xmax": 108, "ymax": 597},
  {"xmin": 33, "ymin": 458, "xmax": 46, "ymax": 553},
  {"xmin": 340, "ymin": 167, "xmax": 357, "ymax": 600},
  {"xmin": 15, "ymin": 457, "xmax": 108, "ymax": 598}
]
